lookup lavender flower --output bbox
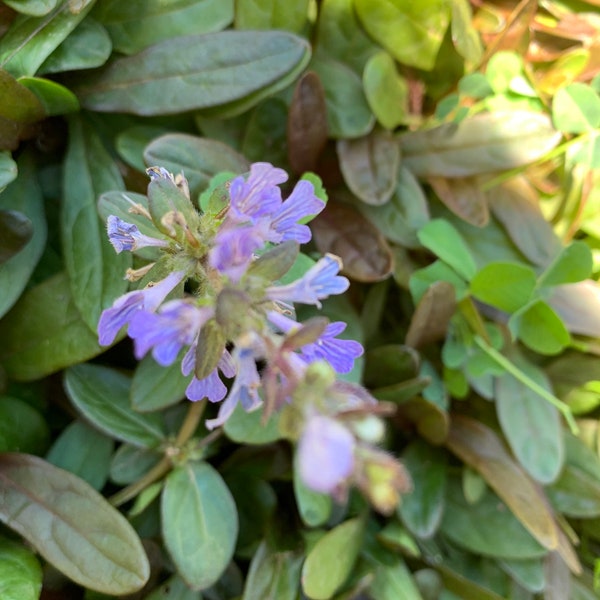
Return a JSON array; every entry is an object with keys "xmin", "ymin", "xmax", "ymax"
[
  {"xmin": 266, "ymin": 254, "xmax": 349, "ymax": 308},
  {"xmin": 106, "ymin": 215, "xmax": 168, "ymax": 253},
  {"xmin": 183, "ymin": 348, "xmax": 236, "ymax": 403},
  {"xmin": 128, "ymin": 300, "xmax": 213, "ymax": 365},
  {"xmin": 97, "ymin": 270, "xmax": 185, "ymax": 346},
  {"xmin": 297, "ymin": 414, "xmax": 356, "ymax": 493}
]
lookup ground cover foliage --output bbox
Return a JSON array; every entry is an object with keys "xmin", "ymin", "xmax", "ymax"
[{"xmin": 1, "ymin": 0, "xmax": 600, "ymax": 598}]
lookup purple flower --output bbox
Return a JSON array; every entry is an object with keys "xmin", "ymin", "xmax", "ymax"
[
  {"xmin": 106, "ymin": 215, "xmax": 168, "ymax": 253},
  {"xmin": 183, "ymin": 348, "xmax": 236, "ymax": 403},
  {"xmin": 209, "ymin": 223, "xmax": 268, "ymax": 282},
  {"xmin": 268, "ymin": 180, "xmax": 325, "ymax": 244},
  {"xmin": 300, "ymin": 322, "xmax": 363, "ymax": 374},
  {"xmin": 266, "ymin": 254, "xmax": 349, "ymax": 308},
  {"xmin": 205, "ymin": 341, "xmax": 263, "ymax": 430},
  {"xmin": 297, "ymin": 415, "xmax": 355, "ymax": 493},
  {"xmin": 128, "ymin": 300, "xmax": 213, "ymax": 366},
  {"xmin": 97, "ymin": 271, "xmax": 185, "ymax": 346},
  {"xmin": 228, "ymin": 163, "xmax": 287, "ymax": 223}
]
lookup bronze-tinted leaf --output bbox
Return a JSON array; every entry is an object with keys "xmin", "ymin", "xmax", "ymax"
[
  {"xmin": 311, "ymin": 201, "xmax": 393, "ymax": 282},
  {"xmin": 446, "ymin": 415, "xmax": 560, "ymax": 552},
  {"xmin": 405, "ymin": 281, "xmax": 456, "ymax": 349},
  {"xmin": 428, "ymin": 176, "xmax": 489, "ymax": 227},
  {"xmin": 397, "ymin": 397, "xmax": 449, "ymax": 445},
  {"xmin": 489, "ymin": 178, "xmax": 561, "ymax": 268},
  {"xmin": 287, "ymin": 71, "xmax": 328, "ymax": 174},
  {"xmin": 337, "ymin": 130, "xmax": 400, "ymax": 206}
]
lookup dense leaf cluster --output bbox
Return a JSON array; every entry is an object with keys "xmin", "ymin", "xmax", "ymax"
[{"xmin": 1, "ymin": 1, "xmax": 600, "ymax": 599}]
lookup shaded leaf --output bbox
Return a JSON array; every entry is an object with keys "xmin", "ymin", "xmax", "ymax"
[
  {"xmin": 363, "ymin": 50, "xmax": 410, "ymax": 130},
  {"xmin": 548, "ymin": 280, "xmax": 600, "ymax": 338},
  {"xmin": 368, "ymin": 557, "xmax": 424, "ymax": 600},
  {"xmin": 400, "ymin": 112, "xmax": 561, "ymax": 178},
  {"xmin": 146, "ymin": 574, "xmax": 201, "ymax": 600},
  {"xmin": 538, "ymin": 241, "xmax": 593, "ymax": 288},
  {"xmin": 235, "ymin": 0, "xmax": 308, "ymax": 33},
  {"xmin": 301, "ymin": 518, "xmax": 364, "ymax": 600},
  {"xmin": 311, "ymin": 201, "xmax": 393, "ymax": 282},
  {"xmin": 0, "ymin": 1, "xmax": 94, "ymax": 77},
  {"xmin": 74, "ymin": 31, "xmax": 311, "ymax": 116},
  {"xmin": 406, "ymin": 281, "xmax": 456, "ymax": 349},
  {"xmin": 17, "ymin": 76, "xmax": 79, "ymax": 115},
  {"xmin": 144, "ymin": 133, "xmax": 249, "ymax": 200},
  {"xmin": 0, "ymin": 151, "xmax": 18, "ymax": 189},
  {"xmin": 428, "ymin": 176, "xmax": 489, "ymax": 227},
  {"xmin": 287, "ymin": 72, "xmax": 328, "ymax": 174},
  {"xmin": 337, "ymin": 130, "xmax": 400, "ymax": 206},
  {"xmin": 496, "ymin": 360, "xmax": 564, "ymax": 484},
  {"xmin": 3, "ymin": 0, "xmax": 57, "ymax": 16},
  {"xmin": 0, "ymin": 209, "xmax": 32, "ymax": 264},
  {"xmin": 64, "ymin": 363, "xmax": 167, "ymax": 448},
  {"xmin": 109, "ymin": 444, "xmax": 161, "ymax": 486},
  {"xmin": 0, "ymin": 272, "xmax": 103, "ymax": 380},
  {"xmin": 356, "ymin": 165, "xmax": 429, "ymax": 248},
  {"xmin": 498, "ymin": 558, "xmax": 544, "ymax": 593},
  {"xmin": 94, "ymin": 0, "xmax": 233, "ymax": 55},
  {"xmin": 243, "ymin": 98, "xmax": 288, "ymax": 166},
  {"xmin": 399, "ymin": 441, "xmax": 447, "ymax": 539},
  {"xmin": 61, "ymin": 115, "xmax": 130, "ymax": 331},
  {"xmin": 46, "ymin": 421, "xmax": 113, "ymax": 490},
  {"xmin": 0, "ymin": 395, "xmax": 49, "ymax": 454},
  {"xmin": 446, "ymin": 415, "xmax": 560, "ymax": 553},
  {"xmin": 162, "ymin": 461, "xmax": 238, "ymax": 590},
  {"xmin": 224, "ymin": 403, "xmax": 281, "ymax": 445},
  {"xmin": 355, "ymin": 0, "xmax": 450, "ymax": 70},
  {"xmin": 0, "ymin": 536, "xmax": 42, "ymax": 600},
  {"xmin": 0, "ymin": 453, "xmax": 149, "ymax": 594},
  {"xmin": 38, "ymin": 16, "xmax": 111, "ymax": 74},
  {"xmin": 309, "ymin": 56, "xmax": 374, "ymax": 139},
  {"xmin": 397, "ymin": 397, "xmax": 449, "ymax": 445}
]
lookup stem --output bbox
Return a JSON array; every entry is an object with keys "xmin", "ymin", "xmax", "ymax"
[
  {"xmin": 109, "ymin": 399, "xmax": 208, "ymax": 507},
  {"xmin": 473, "ymin": 336, "xmax": 579, "ymax": 434}
]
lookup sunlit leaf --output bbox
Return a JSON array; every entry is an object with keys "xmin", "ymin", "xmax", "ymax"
[
  {"xmin": 234, "ymin": 0, "xmax": 308, "ymax": 33},
  {"xmin": 0, "ymin": 536, "xmax": 42, "ymax": 600},
  {"xmin": 553, "ymin": 83, "xmax": 600, "ymax": 134}
]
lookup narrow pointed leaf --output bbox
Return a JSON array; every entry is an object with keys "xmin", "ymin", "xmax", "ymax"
[{"xmin": 0, "ymin": 453, "xmax": 149, "ymax": 594}]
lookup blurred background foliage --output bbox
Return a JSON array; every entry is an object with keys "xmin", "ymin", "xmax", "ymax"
[{"xmin": 1, "ymin": 0, "xmax": 600, "ymax": 598}]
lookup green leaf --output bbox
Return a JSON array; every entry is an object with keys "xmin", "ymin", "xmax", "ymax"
[
  {"xmin": 0, "ymin": 453, "xmax": 149, "ymax": 594},
  {"xmin": 62, "ymin": 115, "xmax": 130, "ymax": 331},
  {"xmin": 244, "ymin": 98, "xmax": 289, "ymax": 167},
  {"xmin": 497, "ymin": 558, "xmax": 544, "ymax": 593},
  {"xmin": 0, "ymin": 152, "xmax": 46, "ymax": 319},
  {"xmin": 368, "ymin": 557, "xmax": 424, "ymax": 600},
  {"xmin": 94, "ymin": 0, "xmax": 234, "ymax": 55},
  {"xmin": 97, "ymin": 190, "xmax": 160, "ymax": 240},
  {"xmin": 0, "ymin": 209, "xmax": 32, "ymax": 264},
  {"xmin": 0, "ymin": 396, "xmax": 49, "ymax": 454},
  {"xmin": 64, "ymin": 363, "xmax": 167, "ymax": 448},
  {"xmin": 417, "ymin": 219, "xmax": 477, "ymax": 281},
  {"xmin": 293, "ymin": 453, "xmax": 332, "ymax": 528},
  {"xmin": 337, "ymin": 130, "xmax": 400, "ymax": 205},
  {"xmin": 46, "ymin": 421, "xmax": 113, "ymax": 490},
  {"xmin": 0, "ymin": 1, "xmax": 95, "ymax": 77},
  {"xmin": 496, "ymin": 361, "xmax": 564, "ymax": 485},
  {"xmin": 109, "ymin": 443, "xmax": 161, "ymax": 486},
  {"xmin": 510, "ymin": 300, "xmax": 571, "ymax": 355},
  {"xmin": 0, "ymin": 273, "xmax": 104, "ymax": 381},
  {"xmin": 162, "ymin": 461, "xmax": 238, "ymax": 589},
  {"xmin": 146, "ymin": 574, "xmax": 201, "ymax": 600},
  {"xmin": 363, "ymin": 51, "xmax": 410, "ymax": 130},
  {"xmin": 224, "ymin": 403, "xmax": 281, "ymax": 445},
  {"xmin": 143, "ymin": 133, "xmax": 249, "ymax": 199},
  {"xmin": 310, "ymin": 57, "xmax": 375, "ymax": 139},
  {"xmin": 3, "ymin": 0, "xmax": 57, "ymax": 16},
  {"xmin": 38, "ymin": 16, "xmax": 112, "ymax": 74},
  {"xmin": 235, "ymin": 0, "xmax": 308, "ymax": 33},
  {"xmin": 355, "ymin": 0, "xmax": 450, "ymax": 70},
  {"xmin": 315, "ymin": 0, "xmax": 378, "ymax": 74},
  {"xmin": 0, "ymin": 536, "xmax": 42, "ymax": 600},
  {"xmin": 400, "ymin": 112, "xmax": 561, "ymax": 178},
  {"xmin": 301, "ymin": 518, "xmax": 364, "ymax": 600},
  {"xmin": 538, "ymin": 240, "xmax": 593, "ymax": 288},
  {"xmin": 571, "ymin": 131, "xmax": 600, "ymax": 169},
  {"xmin": 470, "ymin": 262, "xmax": 536, "ymax": 313},
  {"xmin": 553, "ymin": 83, "xmax": 600, "ymax": 133},
  {"xmin": 451, "ymin": 0, "xmax": 483, "ymax": 64},
  {"xmin": 0, "ymin": 151, "xmax": 18, "ymax": 189},
  {"xmin": 242, "ymin": 541, "xmax": 303, "ymax": 600},
  {"xmin": 440, "ymin": 480, "xmax": 546, "ymax": 559},
  {"xmin": 131, "ymin": 354, "xmax": 189, "ymax": 412},
  {"xmin": 399, "ymin": 441, "xmax": 447, "ymax": 538},
  {"xmin": 17, "ymin": 76, "xmax": 79, "ymax": 115},
  {"xmin": 74, "ymin": 31, "xmax": 311, "ymax": 116},
  {"xmin": 409, "ymin": 259, "xmax": 469, "ymax": 304},
  {"xmin": 356, "ymin": 165, "xmax": 429, "ymax": 248}
]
